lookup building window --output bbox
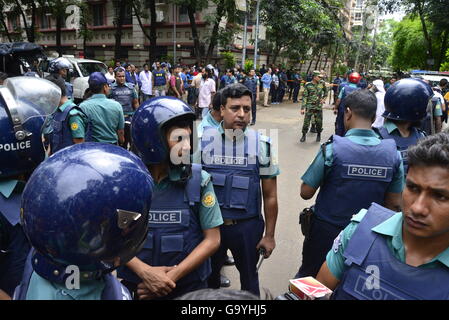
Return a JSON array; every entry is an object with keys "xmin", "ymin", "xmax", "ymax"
[
  {"xmin": 179, "ymin": 6, "xmax": 189, "ymax": 23},
  {"xmin": 167, "ymin": 32, "xmax": 172, "ymax": 38},
  {"xmin": 158, "ymin": 32, "xmax": 163, "ymax": 38},
  {"xmin": 92, "ymin": 4, "xmax": 105, "ymax": 26},
  {"xmin": 185, "ymin": 31, "xmax": 190, "ymax": 39},
  {"xmin": 355, "ymin": 12, "xmax": 362, "ymax": 21},
  {"xmin": 8, "ymin": 14, "xmax": 20, "ymax": 31},
  {"xmin": 115, "ymin": 4, "xmax": 133, "ymax": 25},
  {"xmin": 39, "ymin": 10, "xmax": 51, "ymax": 29}
]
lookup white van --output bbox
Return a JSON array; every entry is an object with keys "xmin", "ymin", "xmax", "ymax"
[{"xmin": 40, "ymin": 55, "xmax": 108, "ymax": 103}]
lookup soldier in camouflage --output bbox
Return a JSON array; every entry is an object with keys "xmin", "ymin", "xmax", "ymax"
[{"xmin": 300, "ymin": 71, "xmax": 327, "ymax": 142}]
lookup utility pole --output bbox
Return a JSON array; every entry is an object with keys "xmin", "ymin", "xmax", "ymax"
[
  {"xmin": 173, "ymin": 4, "xmax": 176, "ymax": 65},
  {"xmin": 253, "ymin": 0, "xmax": 261, "ymax": 70},
  {"xmin": 241, "ymin": 0, "xmax": 249, "ymax": 67}
]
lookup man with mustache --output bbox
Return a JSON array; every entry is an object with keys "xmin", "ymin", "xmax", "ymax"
[{"xmin": 317, "ymin": 132, "xmax": 449, "ymax": 300}]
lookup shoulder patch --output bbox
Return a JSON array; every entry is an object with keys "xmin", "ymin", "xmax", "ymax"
[
  {"xmin": 332, "ymin": 231, "xmax": 344, "ymax": 253},
  {"xmin": 201, "ymin": 191, "xmax": 216, "ymax": 208},
  {"xmin": 70, "ymin": 122, "xmax": 79, "ymax": 131}
]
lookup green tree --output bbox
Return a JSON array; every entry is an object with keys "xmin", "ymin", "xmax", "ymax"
[
  {"xmin": 390, "ymin": 17, "xmax": 428, "ymax": 70},
  {"xmin": 378, "ymin": 0, "xmax": 449, "ymax": 70}
]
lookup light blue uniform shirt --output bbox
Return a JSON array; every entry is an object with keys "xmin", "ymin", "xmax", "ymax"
[
  {"xmin": 301, "ymin": 129, "xmax": 404, "ymax": 193},
  {"xmin": 197, "ymin": 111, "xmax": 220, "ymax": 139},
  {"xmin": 25, "ymin": 272, "xmax": 105, "ymax": 300},
  {"xmin": 338, "ymin": 83, "xmax": 358, "ymax": 99},
  {"xmin": 326, "ymin": 209, "xmax": 449, "ymax": 280}
]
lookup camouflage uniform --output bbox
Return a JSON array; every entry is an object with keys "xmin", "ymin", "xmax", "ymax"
[{"xmin": 301, "ymin": 79, "xmax": 326, "ymax": 134}]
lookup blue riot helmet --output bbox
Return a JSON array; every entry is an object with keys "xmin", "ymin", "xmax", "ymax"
[
  {"xmin": 48, "ymin": 57, "xmax": 73, "ymax": 74},
  {"xmin": 0, "ymin": 77, "xmax": 61, "ymax": 179},
  {"xmin": 21, "ymin": 143, "xmax": 153, "ymax": 275},
  {"xmin": 383, "ymin": 78, "xmax": 434, "ymax": 122},
  {"xmin": 131, "ymin": 96, "xmax": 195, "ymax": 164}
]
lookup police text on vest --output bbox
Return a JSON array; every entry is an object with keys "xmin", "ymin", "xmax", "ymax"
[
  {"xmin": 347, "ymin": 165, "xmax": 388, "ymax": 179},
  {"xmin": 148, "ymin": 211, "xmax": 181, "ymax": 224},
  {"xmin": 0, "ymin": 141, "xmax": 31, "ymax": 152}
]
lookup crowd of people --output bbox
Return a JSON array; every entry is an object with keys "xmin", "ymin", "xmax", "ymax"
[{"xmin": 1, "ymin": 54, "xmax": 449, "ymax": 302}]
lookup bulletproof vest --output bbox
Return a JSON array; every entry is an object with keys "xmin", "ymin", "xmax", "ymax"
[
  {"xmin": 65, "ymin": 82, "xmax": 73, "ymax": 99},
  {"xmin": 153, "ymin": 70, "xmax": 166, "ymax": 86},
  {"xmin": 314, "ymin": 135, "xmax": 398, "ymax": 228},
  {"xmin": 110, "ymin": 83, "xmax": 134, "ymax": 114},
  {"xmin": 378, "ymin": 126, "xmax": 423, "ymax": 173},
  {"xmin": 117, "ymin": 164, "xmax": 211, "ymax": 286},
  {"xmin": 49, "ymin": 103, "xmax": 90, "ymax": 154},
  {"xmin": 0, "ymin": 190, "xmax": 30, "ymax": 296},
  {"xmin": 0, "ymin": 190, "xmax": 22, "ymax": 226},
  {"xmin": 332, "ymin": 203, "xmax": 449, "ymax": 300},
  {"xmin": 244, "ymin": 77, "xmax": 258, "ymax": 94},
  {"xmin": 338, "ymin": 85, "xmax": 360, "ymax": 113},
  {"xmin": 13, "ymin": 249, "xmax": 132, "ymax": 300},
  {"xmin": 200, "ymin": 127, "xmax": 262, "ymax": 220}
]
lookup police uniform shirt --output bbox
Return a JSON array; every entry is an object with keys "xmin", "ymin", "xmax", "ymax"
[
  {"xmin": 195, "ymin": 123, "xmax": 280, "ymax": 179},
  {"xmin": 301, "ymin": 129, "xmax": 404, "ymax": 193},
  {"xmin": 338, "ymin": 83, "xmax": 358, "ymax": 100},
  {"xmin": 69, "ymin": 94, "xmax": 125, "ymax": 144},
  {"xmin": 326, "ymin": 209, "xmax": 449, "ymax": 281},
  {"xmin": 197, "ymin": 110, "xmax": 220, "ymax": 139},
  {"xmin": 25, "ymin": 273, "xmax": 105, "ymax": 300},
  {"xmin": 154, "ymin": 167, "xmax": 223, "ymax": 230},
  {"xmin": 380, "ymin": 120, "xmax": 427, "ymax": 139}
]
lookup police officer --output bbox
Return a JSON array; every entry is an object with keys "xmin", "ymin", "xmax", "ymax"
[
  {"xmin": 109, "ymin": 68, "xmax": 139, "ymax": 149},
  {"xmin": 15, "ymin": 143, "xmax": 153, "ymax": 300},
  {"xmin": 45, "ymin": 57, "xmax": 73, "ymax": 100},
  {"xmin": 199, "ymin": 83, "xmax": 280, "ymax": 296},
  {"xmin": 334, "ymin": 72, "xmax": 362, "ymax": 136},
  {"xmin": 297, "ymin": 89, "xmax": 404, "ymax": 279},
  {"xmin": 118, "ymin": 97, "xmax": 223, "ymax": 300},
  {"xmin": 70, "ymin": 72, "xmax": 125, "ymax": 145},
  {"xmin": 43, "ymin": 76, "xmax": 89, "ymax": 154},
  {"xmin": 243, "ymin": 69, "xmax": 259, "ymax": 126},
  {"xmin": 317, "ymin": 132, "xmax": 449, "ymax": 300},
  {"xmin": 196, "ymin": 90, "xmax": 234, "ymax": 288},
  {"xmin": 376, "ymin": 78, "xmax": 432, "ymax": 173},
  {"xmin": 0, "ymin": 77, "xmax": 61, "ymax": 299}
]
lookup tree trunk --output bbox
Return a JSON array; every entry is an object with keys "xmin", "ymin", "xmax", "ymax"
[
  {"xmin": 330, "ymin": 41, "xmax": 339, "ymax": 78},
  {"xmin": 272, "ymin": 44, "xmax": 281, "ymax": 65},
  {"xmin": 29, "ymin": 2, "xmax": 37, "ymax": 43},
  {"xmin": 437, "ymin": 30, "xmax": 449, "ymax": 70},
  {"xmin": 206, "ymin": 1, "xmax": 225, "ymax": 63},
  {"xmin": 314, "ymin": 47, "xmax": 323, "ymax": 70},
  {"xmin": 14, "ymin": 0, "xmax": 31, "ymax": 41},
  {"xmin": 0, "ymin": 12, "xmax": 12, "ymax": 42},
  {"xmin": 187, "ymin": 4, "xmax": 202, "ymax": 63},
  {"xmin": 148, "ymin": 0, "xmax": 157, "ymax": 62},
  {"xmin": 417, "ymin": 1, "xmax": 434, "ymax": 69},
  {"xmin": 114, "ymin": 0, "xmax": 127, "ymax": 60},
  {"xmin": 56, "ymin": 15, "xmax": 63, "ymax": 56}
]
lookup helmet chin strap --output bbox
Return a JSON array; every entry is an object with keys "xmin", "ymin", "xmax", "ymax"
[{"xmin": 0, "ymin": 87, "xmax": 32, "ymax": 141}]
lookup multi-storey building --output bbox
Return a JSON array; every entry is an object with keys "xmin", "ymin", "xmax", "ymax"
[{"xmin": 0, "ymin": 0, "xmax": 268, "ymax": 67}]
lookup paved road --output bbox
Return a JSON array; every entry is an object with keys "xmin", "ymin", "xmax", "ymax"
[{"xmin": 220, "ymin": 99, "xmax": 337, "ymax": 298}]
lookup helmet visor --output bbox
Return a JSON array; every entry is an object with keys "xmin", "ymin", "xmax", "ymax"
[{"xmin": 1, "ymin": 77, "xmax": 61, "ymax": 125}]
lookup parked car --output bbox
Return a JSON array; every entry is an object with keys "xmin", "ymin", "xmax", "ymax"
[{"xmin": 40, "ymin": 55, "xmax": 108, "ymax": 103}]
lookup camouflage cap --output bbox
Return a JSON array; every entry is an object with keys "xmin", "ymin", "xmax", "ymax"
[{"xmin": 313, "ymin": 71, "xmax": 324, "ymax": 77}]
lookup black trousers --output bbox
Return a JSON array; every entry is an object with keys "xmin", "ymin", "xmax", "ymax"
[{"xmin": 295, "ymin": 216, "xmax": 343, "ymax": 278}]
